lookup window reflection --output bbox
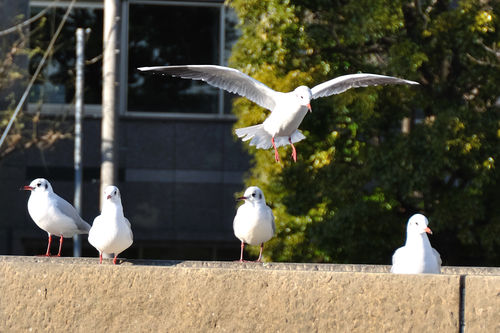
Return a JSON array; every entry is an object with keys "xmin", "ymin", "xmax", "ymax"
[
  {"xmin": 29, "ymin": 6, "xmax": 103, "ymax": 105},
  {"xmin": 127, "ymin": 4, "xmax": 220, "ymax": 114}
]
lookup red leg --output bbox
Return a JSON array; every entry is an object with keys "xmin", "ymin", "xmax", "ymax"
[
  {"xmin": 56, "ymin": 235, "xmax": 63, "ymax": 257},
  {"xmin": 239, "ymin": 241, "xmax": 245, "ymax": 262},
  {"xmin": 44, "ymin": 234, "xmax": 52, "ymax": 256},
  {"xmin": 289, "ymin": 137, "xmax": 297, "ymax": 162},
  {"xmin": 256, "ymin": 243, "xmax": 264, "ymax": 262},
  {"xmin": 99, "ymin": 253, "xmax": 103, "ymax": 264},
  {"xmin": 113, "ymin": 255, "xmax": 118, "ymax": 265},
  {"xmin": 271, "ymin": 137, "xmax": 280, "ymax": 162}
]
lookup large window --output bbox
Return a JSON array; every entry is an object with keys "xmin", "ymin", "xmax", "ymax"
[
  {"xmin": 28, "ymin": 0, "xmax": 238, "ymax": 117},
  {"xmin": 29, "ymin": 2, "xmax": 103, "ymax": 113},
  {"xmin": 126, "ymin": 1, "xmax": 238, "ymax": 115}
]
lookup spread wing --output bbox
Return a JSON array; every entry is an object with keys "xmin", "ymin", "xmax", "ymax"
[
  {"xmin": 138, "ymin": 65, "xmax": 279, "ymax": 110},
  {"xmin": 311, "ymin": 73, "xmax": 419, "ymax": 99}
]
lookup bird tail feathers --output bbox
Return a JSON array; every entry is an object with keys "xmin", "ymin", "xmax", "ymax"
[
  {"xmin": 235, "ymin": 124, "xmax": 273, "ymax": 149},
  {"xmin": 235, "ymin": 125, "xmax": 306, "ymax": 149}
]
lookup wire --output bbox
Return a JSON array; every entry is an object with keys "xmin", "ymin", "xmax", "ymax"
[
  {"xmin": 0, "ymin": 0, "xmax": 76, "ymax": 150},
  {"xmin": 0, "ymin": 0, "xmax": 60, "ymax": 37}
]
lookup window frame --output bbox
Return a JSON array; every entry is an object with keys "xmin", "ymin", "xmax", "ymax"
[
  {"xmin": 28, "ymin": 0, "xmax": 104, "ymax": 117},
  {"xmin": 28, "ymin": 0, "xmax": 237, "ymax": 120}
]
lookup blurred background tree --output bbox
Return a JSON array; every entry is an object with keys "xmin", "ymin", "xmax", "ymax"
[
  {"xmin": 0, "ymin": 13, "xmax": 71, "ymax": 159},
  {"xmin": 227, "ymin": 0, "xmax": 500, "ymax": 265}
]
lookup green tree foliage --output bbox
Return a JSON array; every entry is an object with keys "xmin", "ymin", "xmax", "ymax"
[{"xmin": 227, "ymin": 0, "xmax": 500, "ymax": 265}]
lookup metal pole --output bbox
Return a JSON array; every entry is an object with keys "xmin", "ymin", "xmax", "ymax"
[
  {"xmin": 73, "ymin": 27, "xmax": 85, "ymax": 257},
  {"xmin": 100, "ymin": 0, "xmax": 119, "ymax": 208}
]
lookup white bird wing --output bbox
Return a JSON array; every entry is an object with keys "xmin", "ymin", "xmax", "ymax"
[
  {"xmin": 268, "ymin": 206, "xmax": 276, "ymax": 235},
  {"xmin": 390, "ymin": 247, "xmax": 404, "ymax": 273},
  {"xmin": 53, "ymin": 194, "xmax": 91, "ymax": 233},
  {"xmin": 124, "ymin": 217, "xmax": 133, "ymax": 241},
  {"xmin": 310, "ymin": 73, "xmax": 419, "ymax": 99},
  {"xmin": 138, "ymin": 65, "xmax": 279, "ymax": 110},
  {"xmin": 432, "ymin": 248, "xmax": 442, "ymax": 266}
]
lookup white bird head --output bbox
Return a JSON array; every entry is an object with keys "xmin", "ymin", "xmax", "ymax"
[
  {"xmin": 104, "ymin": 185, "xmax": 121, "ymax": 203},
  {"xmin": 293, "ymin": 86, "xmax": 313, "ymax": 112},
  {"xmin": 237, "ymin": 186, "xmax": 266, "ymax": 204},
  {"xmin": 407, "ymin": 213, "xmax": 433, "ymax": 235},
  {"xmin": 22, "ymin": 178, "xmax": 53, "ymax": 194}
]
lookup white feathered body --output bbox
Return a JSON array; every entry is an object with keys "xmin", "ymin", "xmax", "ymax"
[
  {"xmin": 391, "ymin": 233, "xmax": 441, "ymax": 274},
  {"xmin": 233, "ymin": 202, "xmax": 275, "ymax": 246},
  {"xmin": 88, "ymin": 201, "xmax": 133, "ymax": 255},
  {"xmin": 27, "ymin": 191, "xmax": 90, "ymax": 237},
  {"xmin": 236, "ymin": 93, "xmax": 309, "ymax": 149}
]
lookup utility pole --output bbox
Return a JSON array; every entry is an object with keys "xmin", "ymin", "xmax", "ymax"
[
  {"xmin": 73, "ymin": 27, "xmax": 86, "ymax": 257},
  {"xmin": 101, "ymin": 0, "xmax": 119, "ymax": 208}
]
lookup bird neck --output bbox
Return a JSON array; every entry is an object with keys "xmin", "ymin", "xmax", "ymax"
[
  {"xmin": 248, "ymin": 201, "xmax": 265, "ymax": 209},
  {"xmin": 405, "ymin": 232, "xmax": 431, "ymax": 249},
  {"xmin": 102, "ymin": 201, "xmax": 124, "ymax": 218}
]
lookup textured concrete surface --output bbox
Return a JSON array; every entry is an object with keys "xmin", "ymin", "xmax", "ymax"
[
  {"xmin": 1, "ymin": 256, "xmax": 499, "ymax": 332},
  {"xmin": 465, "ymin": 275, "xmax": 500, "ymax": 333}
]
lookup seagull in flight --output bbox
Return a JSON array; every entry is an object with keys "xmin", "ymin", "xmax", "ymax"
[{"xmin": 138, "ymin": 65, "xmax": 419, "ymax": 162}]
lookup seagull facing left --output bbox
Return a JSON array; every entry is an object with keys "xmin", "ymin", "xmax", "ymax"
[
  {"xmin": 138, "ymin": 65, "xmax": 419, "ymax": 162},
  {"xmin": 23, "ymin": 178, "xmax": 91, "ymax": 256},
  {"xmin": 88, "ymin": 185, "xmax": 133, "ymax": 265},
  {"xmin": 391, "ymin": 214, "xmax": 442, "ymax": 274},
  {"xmin": 233, "ymin": 186, "xmax": 275, "ymax": 262}
]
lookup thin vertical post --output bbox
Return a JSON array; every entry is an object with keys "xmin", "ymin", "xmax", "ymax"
[
  {"xmin": 101, "ymin": 0, "xmax": 119, "ymax": 208},
  {"xmin": 73, "ymin": 27, "xmax": 85, "ymax": 257}
]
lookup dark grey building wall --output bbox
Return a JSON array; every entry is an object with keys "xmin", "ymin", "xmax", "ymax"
[{"xmin": 0, "ymin": 117, "xmax": 250, "ymax": 260}]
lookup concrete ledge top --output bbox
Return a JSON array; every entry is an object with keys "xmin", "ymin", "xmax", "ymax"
[{"xmin": 1, "ymin": 255, "xmax": 499, "ymax": 275}]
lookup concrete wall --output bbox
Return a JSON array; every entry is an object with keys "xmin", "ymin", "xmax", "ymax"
[{"xmin": 1, "ymin": 256, "xmax": 499, "ymax": 332}]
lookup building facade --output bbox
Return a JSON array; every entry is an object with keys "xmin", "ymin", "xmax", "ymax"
[{"xmin": 0, "ymin": 0, "xmax": 251, "ymax": 260}]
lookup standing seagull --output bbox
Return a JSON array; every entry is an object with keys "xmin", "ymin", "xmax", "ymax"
[
  {"xmin": 88, "ymin": 185, "xmax": 133, "ymax": 264},
  {"xmin": 23, "ymin": 178, "xmax": 91, "ymax": 256},
  {"xmin": 233, "ymin": 186, "xmax": 275, "ymax": 262},
  {"xmin": 138, "ymin": 65, "xmax": 419, "ymax": 162},
  {"xmin": 391, "ymin": 214, "xmax": 442, "ymax": 274}
]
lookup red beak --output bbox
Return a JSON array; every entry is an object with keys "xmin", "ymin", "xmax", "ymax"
[
  {"xmin": 425, "ymin": 227, "xmax": 433, "ymax": 235},
  {"xmin": 237, "ymin": 196, "xmax": 247, "ymax": 201},
  {"xmin": 106, "ymin": 195, "xmax": 112, "ymax": 200},
  {"xmin": 307, "ymin": 103, "xmax": 312, "ymax": 112},
  {"xmin": 22, "ymin": 186, "xmax": 34, "ymax": 191}
]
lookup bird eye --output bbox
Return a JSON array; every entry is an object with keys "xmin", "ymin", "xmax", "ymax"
[
  {"xmin": 416, "ymin": 222, "xmax": 419, "ymax": 226},
  {"xmin": 36, "ymin": 183, "xmax": 41, "ymax": 187},
  {"xmin": 113, "ymin": 190, "xmax": 117, "ymax": 195},
  {"xmin": 252, "ymin": 193, "xmax": 256, "ymax": 197}
]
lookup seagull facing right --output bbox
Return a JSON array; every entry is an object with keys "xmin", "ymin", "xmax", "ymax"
[
  {"xmin": 233, "ymin": 186, "xmax": 275, "ymax": 262},
  {"xmin": 88, "ymin": 186, "xmax": 133, "ymax": 265},
  {"xmin": 138, "ymin": 65, "xmax": 419, "ymax": 162},
  {"xmin": 391, "ymin": 214, "xmax": 442, "ymax": 274}
]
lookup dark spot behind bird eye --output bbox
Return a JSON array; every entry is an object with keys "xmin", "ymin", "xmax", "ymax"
[{"xmin": 259, "ymin": 193, "xmax": 262, "ymax": 199}]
